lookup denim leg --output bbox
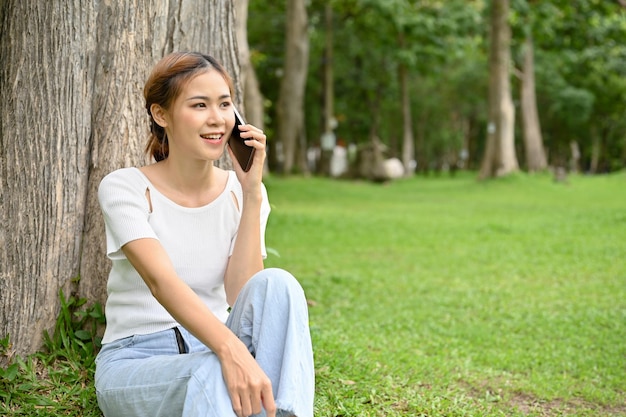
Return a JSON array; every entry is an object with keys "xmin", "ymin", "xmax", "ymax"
[
  {"xmin": 223, "ymin": 268, "xmax": 315, "ymax": 417},
  {"xmin": 95, "ymin": 330, "xmax": 230, "ymax": 417},
  {"xmin": 95, "ymin": 268, "xmax": 314, "ymax": 417}
]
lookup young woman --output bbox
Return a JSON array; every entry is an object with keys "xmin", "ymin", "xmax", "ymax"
[{"xmin": 94, "ymin": 52, "xmax": 314, "ymax": 417}]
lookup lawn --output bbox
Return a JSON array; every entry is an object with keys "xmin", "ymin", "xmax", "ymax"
[
  {"xmin": 1, "ymin": 171, "xmax": 625, "ymax": 416},
  {"xmin": 262, "ymin": 171, "xmax": 626, "ymax": 416}
]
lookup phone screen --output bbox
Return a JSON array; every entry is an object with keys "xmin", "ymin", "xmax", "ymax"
[{"xmin": 228, "ymin": 107, "xmax": 255, "ymax": 172}]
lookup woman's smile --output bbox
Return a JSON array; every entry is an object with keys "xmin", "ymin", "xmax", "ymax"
[{"xmin": 200, "ymin": 132, "xmax": 225, "ymax": 144}]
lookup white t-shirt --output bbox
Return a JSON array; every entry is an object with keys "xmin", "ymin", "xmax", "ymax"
[{"xmin": 98, "ymin": 167, "xmax": 270, "ymax": 344}]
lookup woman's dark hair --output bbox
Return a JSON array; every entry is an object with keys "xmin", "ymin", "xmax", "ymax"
[{"xmin": 144, "ymin": 52, "xmax": 234, "ymax": 161}]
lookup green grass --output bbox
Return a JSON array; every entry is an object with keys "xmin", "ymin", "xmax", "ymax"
[
  {"xmin": 262, "ymin": 171, "xmax": 626, "ymax": 416},
  {"xmin": 0, "ymin": 292, "xmax": 104, "ymax": 416},
  {"xmin": 2, "ymin": 171, "xmax": 625, "ymax": 416}
]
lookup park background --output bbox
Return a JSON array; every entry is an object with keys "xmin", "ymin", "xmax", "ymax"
[{"xmin": 1, "ymin": 0, "xmax": 625, "ymax": 416}]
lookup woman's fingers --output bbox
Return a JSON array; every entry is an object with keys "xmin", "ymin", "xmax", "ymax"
[
  {"xmin": 237, "ymin": 392, "xmax": 253, "ymax": 417},
  {"xmin": 262, "ymin": 385, "xmax": 277, "ymax": 417},
  {"xmin": 238, "ymin": 124, "xmax": 266, "ymax": 145},
  {"xmin": 229, "ymin": 379, "xmax": 274, "ymax": 417},
  {"xmin": 221, "ymin": 342, "xmax": 275, "ymax": 417}
]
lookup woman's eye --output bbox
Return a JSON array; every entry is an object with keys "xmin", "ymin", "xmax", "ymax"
[
  {"xmin": 220, "ymin": 102, "xmax": 232, "ymax": 109},
  {"xmin": 193, "ymin": 103, "xmax": 206, "ymax": 108}
]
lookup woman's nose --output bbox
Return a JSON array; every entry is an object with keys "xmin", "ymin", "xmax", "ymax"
[{"xmin": 206, "ymin": 105, "xmax": 225, "ymax": 124}]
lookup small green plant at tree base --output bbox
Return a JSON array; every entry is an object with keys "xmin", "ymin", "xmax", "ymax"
[
  {"xmin": 42, "ymin": 289, "xmax": 106, "ymax": 365},
  {"xmin": 0, "ymin": 335, "xmax": 20, "ymax": 390},
  {"xmin": 0, "ymin": 290, "xmax": 105, "ymax": 416}
]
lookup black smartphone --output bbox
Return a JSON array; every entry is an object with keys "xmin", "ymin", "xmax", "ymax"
[{"xmin": 228, "ymin": 107, "xmax": 255, "ymax": 172}]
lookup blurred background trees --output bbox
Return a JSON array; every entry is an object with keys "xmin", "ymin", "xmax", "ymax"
[{"xmin": 246, "ymin": 0, "xmax": 626, "ymax": 176}]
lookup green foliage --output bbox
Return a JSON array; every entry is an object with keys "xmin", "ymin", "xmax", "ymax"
[
  {"xmin": 549, "ymin": 86, "xmax": 595, "ymax": 130},
  {"xmin": 42, "ymin": 289, "xmax": 105, "ymax": 365},
  {"xmin": 249, "ymin": 0, "xmax": 626, "ymax": 172},
  {"xmin": 516, "ymin": 0, "xmax": 626, "ymax": 170}
]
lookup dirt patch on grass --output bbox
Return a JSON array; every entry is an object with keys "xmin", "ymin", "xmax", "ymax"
[
  {"xmin": 506, "ymin": 391, "xmax": 626, "ymax": 417},
  {"xmin": 460, "ymin": 379, "xmax": 626, "ymax": 416}
]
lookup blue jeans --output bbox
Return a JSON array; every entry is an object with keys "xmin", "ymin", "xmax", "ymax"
[{"xmin": 95, "ymin": 268, "xmax": 314, "ymax": 417}]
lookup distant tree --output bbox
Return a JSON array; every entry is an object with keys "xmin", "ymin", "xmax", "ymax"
[
  {"xmin": 235, "ymin": 0, "xmax": 265, "ymax": 131},
  {"xmin": 327, "ymin": 0, "xmax": 484, "ymax": 174},
  {"xmin": 0, "ymin": 0, "xmax": 240, "ymax": 361},
  {"xmin": 318, "ymin": 3, "xmax": 335, "ymax": 176},
  {"xmin": 480, "ymin": 0, "xmax": 519, "ymax": 178},
  {"xmin": 249, "ymin": 0, "xmax": 626, "ymax": 174},
  {"xmin": 529, "ymin": 0, "xmax": 626, "ymax": 172},
  {"xmin": 519, "ymin": 32, "xmax": 547, "ymax": 172},
  {"xmin": 276, "ymin": 0, "xmax": 310, "ymax": 173},
  {"xmin": 510, "ymin": 0, "xmax": 547, "ymax": 172}
]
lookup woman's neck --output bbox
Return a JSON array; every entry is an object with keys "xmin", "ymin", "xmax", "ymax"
[{"xmin": 142, "ymin": 157, "xmax": 227, "ymax": 208}]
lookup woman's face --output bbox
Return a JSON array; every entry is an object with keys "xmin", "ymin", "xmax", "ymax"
[{"xmin": 161, "ymin": 69, "xmax": 235, "ymax": 163}]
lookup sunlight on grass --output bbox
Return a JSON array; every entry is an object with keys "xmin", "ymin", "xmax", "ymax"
[{"xmin": 264, "ymin": 171, "xmax": 626, "ymax": 416}]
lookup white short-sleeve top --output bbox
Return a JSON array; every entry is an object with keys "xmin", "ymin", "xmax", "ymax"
[{"xmin": 97, "ymin": 167, "xmax": 270, "ymax": 344}]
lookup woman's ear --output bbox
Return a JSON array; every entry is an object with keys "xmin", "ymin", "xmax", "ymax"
[{"xmin": 150, "ymin": 104, "xmax": 168, "ymax": 128}]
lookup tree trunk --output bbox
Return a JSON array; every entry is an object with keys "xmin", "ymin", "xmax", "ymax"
[
  {"xmin": 398, "ymin": 33, "xmax": 414, "ymax": 176},
  {"xmin": 235, "ymin": 0, "xmax": 264, "ymax": 129},
  {"xmin": 319, "ymin": 3, "xmax": 335, "ymax": 176},
  {"xmin": 0, "ymin": 0, "xmax": 98, "ymax": 361},
  {"xmin": 479, "ymin": 0, "xmax": 518, "ymax": 179},
  {"xmin": 0, "ymin": 0, "xmax": 240, "ymax": 362},
  {"xmin": 235, "ymin": 0, "xmax": 267, "ymax": 174},
  {"xmin": 590, "ymin": 127, "xmax": 602, "ymax": 173},
  {"xmin": 276, "ymin": 0, "xmax": 309, "ymax": 174},
  {"xmin": 520, "ymin": 34, "xmax": 547, "ymax": 172}
]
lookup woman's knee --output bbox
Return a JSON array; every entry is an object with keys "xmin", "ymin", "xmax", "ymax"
[{"xmin": 248, "ymin": 268, "xmax": 305, "ymax": 300}]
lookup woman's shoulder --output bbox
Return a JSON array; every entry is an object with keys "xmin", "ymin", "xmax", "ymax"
[
  {"xmin": 100, "ymin": 167, "xmax": 146, "ymax": 185},
  {"xmin": 221, "ymin": 169, "xmax": 268, "ymax": 193},
  {"xmin": 223, "ymin": 169, "xmax": 240, "ymax": 189},
  {"xmin": 221, "ymin": 169, "xmax": 270, "ymax": 209},
  {"xmin": 98, "ymin": 167, "xmax": 148, "ymax": 198}
]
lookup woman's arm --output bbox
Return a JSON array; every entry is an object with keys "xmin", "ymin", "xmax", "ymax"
[
  {"xmin": 223, "ymin": 123, "xmax": 268, "ymax": 305},
  {"xmin": 122, "ymin": 238, "xmax": 276, "ymax": 417},
  {"xmin": 223, "ymin": 191, "xmax": 264, "ymax": 305}
]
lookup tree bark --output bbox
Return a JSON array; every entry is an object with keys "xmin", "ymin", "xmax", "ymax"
[
  {"xmin": 276, "ymin": 0, "xmax": 309, "ymax": 174},
  {"xmin": 0, "ymin": 0, "xmax": 98, "ymax": 360},
  {"xmin": 0, "ymin": 0, "xmax": 240, "ymax": 361},
  {"xmin": 235, "ymin": 0, "xmax": 264, "ymax": 130},
  {"xmin": 479, "ymin": 0, "xmax": 518, "ymax": 179},
  {"xmin": 520, "ymin": 35, "xmax": 547, "ymax": 172},
  {"xmin": 398, "ymin": 33, "xmax": 414, "ymax": 177},
  {"xmin": 235, "ymin": 0, "xmax": 267, "ymax": 175}
]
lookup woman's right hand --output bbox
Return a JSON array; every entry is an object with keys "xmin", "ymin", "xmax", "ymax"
[
  {"xmin": 218, "ymin": 336, "xmax": 276, "ymax": 417},
  {"xmin": 122, "ymin": 239, "xmax": 275, "ymax": 416},
  {"xmin": 227, "ymin": 123, "xmax": 267, "ymax": 195}
]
